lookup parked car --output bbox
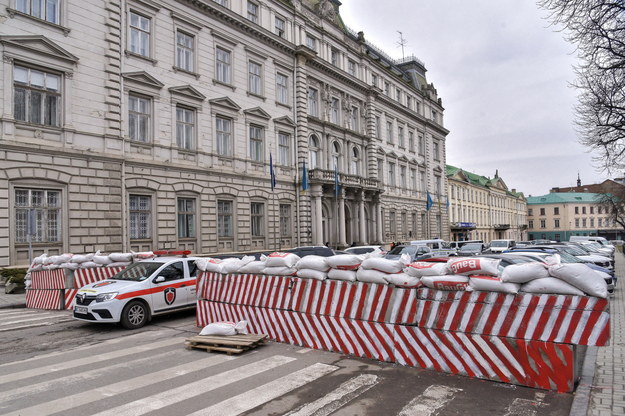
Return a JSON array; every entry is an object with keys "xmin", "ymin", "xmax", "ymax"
[
  {"xmin": 408, "ymin": 239, "xmax": 457, "ymax": 256},
  {"xmin": 448, "ymin": 240, "xmax": 483, "ymax": 250},
  {"xmin": 488, "ymin": 239, "xmax": 516, "ymax": 253},
  {"xmin": 384, "ymin": 245, "xmax": 433, "ymax": 261},
  {"xmin": 344, "ymin": 245, "xmax": 386, "ymax": 256},
  {"xmin": 457, "ymin": 242, "xmax": 485, "ymax": 256}
]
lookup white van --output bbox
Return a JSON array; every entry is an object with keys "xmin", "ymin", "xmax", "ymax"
[
  {"xmin": 409, "ymin": 239, "xmax": 457, "ymax": 256},
  {"xmin": 570, "ymin": 236, "xmax": 615, "ymax": 253},
  {"xmin": 489, "ymin": 239, "xmax": 516, "ymax": 253},
  {"xmin": 449, "ymin": 240, "xmax": 483, "ymax": 250}
]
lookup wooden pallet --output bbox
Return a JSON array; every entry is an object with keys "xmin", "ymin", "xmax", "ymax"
[{"xmin": 185, "ymin": 333, "xmax": 269, "ymax": 355}]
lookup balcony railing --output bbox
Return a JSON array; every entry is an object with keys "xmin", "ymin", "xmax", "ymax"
[{"xmin": 309, "ymin": 168, "xmax": 379, "ymax": 190}]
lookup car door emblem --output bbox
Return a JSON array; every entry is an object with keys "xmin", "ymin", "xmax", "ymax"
[{"xmin": 164, "ymin": 287, "xmax": 176, "ymax": 305}]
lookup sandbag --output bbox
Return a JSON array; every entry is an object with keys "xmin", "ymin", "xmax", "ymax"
[
  {"xmin": 468, "ymin": 275, "xmax": 520, "ymax": 294},
  {"xmin": 199, "ymin": 320, "xmax": 248, "ymax": 336},
  {"xmin": 109, "ymin": 252, "xmax": 133, "ymax": 263},
  {"xmin": 93, "ymin": 255, "xmax": 113, "ymax": 265},
  {"xmin": 296, "ymin": 269, "xmax": 328, "ymax": 280},
  {"xmin": 327, "ymin": 268, "xmax": 357, "ymax": 282},
  {"xmin": 500, "ymin": 262, "xmax": 549, "ymax": 283},
  {"xmin": 265, "ymin": 252, "xmax": 300, "ymax": 268},
  {"xmin": 195, "ymin": 258, "xmax": 224, "ymax": 273},
  {"xmin": 296, "ymin": 255, "xmax": 330, "ymax": 272},
  {"xmin": 421, "ymin": 275, "xmax": 469, "ymax": 291},
  {"xmin": 55, "ymin": 253, "xmax": 73, "ymax": 264},
  {"xmin": 107, "ymin": 261, "xmax": 131, "ymax": 268},
  {"xmin": 548, "ymin": 263, "xmax": 608, "ymax": 298},
  {"xmin": 80, "ymin": 261, "xmax": 99, "ymax": 268},
  {"xmin": 405, "ymin": 262, "xmax": 449, "ymax": 277},
  {"xmin": 221, "ymin": 256, "xmax": 255, "ymax": 274},
  {"xmin": 520, "ymin": 277, "xmax": 585, "ymax": 296},
  {"xmin": 447, "ymin": 257, "xmax": 500, "ymax": 276},
  {"xmin": 237, "ymin": 261, "xmax": 266, "ymax": 274},
  {"xmin": 356, "ymin": 268, "xmax": 389, "ymax": 284},
  {"xmin": 33, "ymin": 253, "xmax": 47, "ymax": 265},
  {"xmin": 263, "ymin": 266, "xmax": 297, "ymax": 276},
  {"xmin": 43, "ymin": 256, "xmax": 58, "ymax": 265},
  {"xmin": 59, "ymin": 262, "xmax": 80, "ymax": 270},
  {"xmin": 70, "ymin": 254, "xmax": 91, "ymax": 264},
  {"xmin": 132, "ymin": 251, "xmax": 154, "ymax": 259},
  {"xmin": 384, "ymin": 272, "xmax": 422, "ymax": 288},
  {"xmin": 360, "ymin": 257, "xmax": 405, "ymax": 274},
  {"xmin": 326, "ymin": 254, "xmax": 362, "ymax": 270}
]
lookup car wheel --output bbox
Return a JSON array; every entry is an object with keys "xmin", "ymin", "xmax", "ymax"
[{"xmin": 121, "ymin": 300, "xmax": 149, "ymax": 329}]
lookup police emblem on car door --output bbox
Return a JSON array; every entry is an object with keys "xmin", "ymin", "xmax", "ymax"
[{"xmin": 164, "ymin": 287, "xmax": 176, "ymax": 305}]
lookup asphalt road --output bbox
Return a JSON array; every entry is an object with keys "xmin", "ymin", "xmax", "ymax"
[{"xmin": 0, "ymin": 308, "xmax": 574, "ymax": 415}]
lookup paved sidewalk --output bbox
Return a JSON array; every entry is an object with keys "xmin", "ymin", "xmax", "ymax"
[{"xmin": 0, "ymin": 286, "xmax": 26, "ymax": 309}]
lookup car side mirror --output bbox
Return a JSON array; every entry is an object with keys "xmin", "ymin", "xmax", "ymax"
[{"xmin": 155, "ymin": 276, "xmax": 166, "ymax": 283}]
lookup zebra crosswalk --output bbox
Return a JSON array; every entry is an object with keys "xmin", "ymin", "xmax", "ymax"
[{"xmin": 0, "ymin": 308, "xmax": 73, "ymax": 332}]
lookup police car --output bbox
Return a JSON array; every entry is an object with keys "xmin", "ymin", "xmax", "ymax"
[{"xmin": 73, "ymin": 250, "xmax": 198, "ymax": 329}]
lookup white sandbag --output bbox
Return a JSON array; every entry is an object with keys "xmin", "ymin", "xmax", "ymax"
[
  {"xmin": 237, "ymin": 261, "xmax": 266, "ymax": 274},
  {"xmin": 43, "ymin": 264, "xmax": 59, "ymax": 270},
  {"xmin": 548, "ymin": 263, "xmax": 608, "ymax": 298},
  {"xmin": 295, "ymin": 255, "xmax": 330, "ymax": 272},
  {"xmin": 501, "ymin": 262, "xmax": 549, "ymax": 283},
  {"xmin": 55, "ymin": 253, "xmax": 73, "ymax": 264},
  {"xmin": 361, "ymin": 257, "xmax": 406, "ymax": 274},
  {"xmin": 80, "ymin": 261, "xmax": 99, "ymax": 268},
  {"xmin": 384, "ymin": 272, "xmax": 422, "ymax": 288},
  {"xmin": 327, "ymin": 268, "xmax": 357, "ymax": 282},
  {"xmin": 70, "ymin": 254, "xmax": 90, "ymax": 264},
  {"xmin": 296, "ymin": 269, "xmax": 328, "ymax": 280},
  {"xmin": 33, "ymin": 253, "xmax": 47, "ymax": 265},
  {"xmin": 195, "ymin": 258, "xmax": 224, "ymax": 273},
  {"xmin": 199, "ymin": 320, "xmax": 248, "ymax": 336},
  {"xmin": 60, "ymin": 262, "xmax": 80, "ymax": 270},
  {"xmin": 109, "ymin": 252, "xmax": 133, "ymax": 263},
  {"xmin": 29, "ymin": 264, "xmax": 43, "ymax": 272},
  {"xmin": 107, "ymin": 261, "xmax": 131, "ymax": 268},
  {"xmin": 421, "ymin": 275, "xmax": 469, "ymax": 291},
  {"xmin": 405, "ymin": 261, "xmax": 449, "ymax": 277},
  {"xmin": 263, "ymin": 266, "xmax": 297, "ymax": 276},
  {"xmin": 221, "ymin": 256, "xmax": 255, "ymax": 274},
  {"xmin": 520, "ymin": 277, "xmax": 585, "ymax": 296},
  {"xmin": 44, "ymin": 256, "xmax": 58, "ymax": 265},
  {"xmin": 326, "ymin": 254, "xmax": 362, "ymax": 270},
  {"xmin": 356, "ymin": 268, "xmax": 389, "ymax": 284},
  {"xmin": 132, "ymin": 251, "xmax": 154, "ymax": 259},
  {"xmin": 93, "ymin": 255, "xmax": 113, "ymax": 265},
  {"xmin": 468, "ymin": 275, "xmax": 520, "ymax": 294},
  {"xmin": 265, "ymin": 252, "xmax": 301, "ymax": 268},
  {"xmin": 447, "ymin": 257, "xmax": 500, "ymax": 276}
]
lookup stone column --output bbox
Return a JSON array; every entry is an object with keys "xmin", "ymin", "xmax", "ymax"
[
  {"xmin": 376, "ymin": 195, "xmax": 383, "ymax": 244},
  {"xmin": 358, "ymin": 191, "xmax": 367, "ymax": 245}
]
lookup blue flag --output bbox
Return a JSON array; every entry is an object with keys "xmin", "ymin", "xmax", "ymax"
[
  {"xmin": 269, "ymin": 153, "xmax": 276, "ymax": 191},
  {"xmin": 426, "ymin": 191, "xmax": 433, "ymax": 211},
  {"xmin": 446, "ymin": 195, "xmax": 450, "ymax": 211},
  {"xmin": 334, "ymin": 164, "xmax": 340, "ymax": 197},
  {"xmin": 301, "ymin": 160, "xmax": 309, "ymax": 192}
]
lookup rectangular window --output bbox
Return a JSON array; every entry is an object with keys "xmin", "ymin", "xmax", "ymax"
[
  {"xmin": 388, "ymin": 162, "xmax": 396, "ymax": 187},
  {"xmin": 177, "ymin": 198, "xmax": 196, "ymax": 238},
  {"xmin": 554, "ymin": 207, "xmax": 560, "ymax": 215},
  {"xmin": 217, "ymin": 200, "xmax": 233, "ymax": 237},
  {"xmin": 433, "ymin": 141, "xmax": 440, "ymax": 161},
  {"xmin": 400, "ymin": 166, "xmax": 407, "ymax": 189},
  {"xmin": 575, "ymin": 218, "xmax": 580, "ymax": 228},
  {"xmin": 528, "ymin": 220, "xmax": 534, "ymax": 229},
  {"xmin": 432, "ymin": 110, "xmax": 438, "ymax": 122},
  {"xmin": 350, "ymin": 106, "xmax": 359, "ymax": 131},
  {"xmin": 582, "ymin": 206, "xmax": 587, "ymax": 214},
  {"xmin": 371, "ymin": 73, "xmax": 378, "ymax": 87},
  {"xmin": 582, "ymin": 218, "xmax": 587, "ymax": 228},
  {"xmin": 398, "ymin": 126, "xmax": 405, "ymax": 148},
  {"xmin": 279, "ymin": 204, "xmax": 291, "ymax": 237},
  {"xmin": 419, "ymin": 170, "xmax": 426, "ymax": 191},
  {"xmin": 590, "ymin": 206, "xmax": 594, "ymax": 214},
  {"xmin": 212, "ymin": 0, "xmax": 227, "ymax": 5},
  {"xmin": 418, "ymin": 134, "xmax": 425, "ymax": 155},
  {"xmin": 128, "ymin": 94, "xmax": 150, "ymax": 142},
  {"xmin": 129, "ymin": 11, "xmax": 150, "ymax": 57},
  {"xmin": 129, "ymin": 195, "xmax": 151, "ymax": 239},
  {"xmin": 308, "ymin": 87, "xmax": 318, "ymax": 117},
  {"xmin": 330, "ymin": 97, "xmax": 340, "ymax": 124},
  {"xmin": 375, "ymin": 116, "xmax": 381, "ymax": 139},
  {"xmin": 410, "ymin": 169, "xmax": 417, "ymax": 190},
  {"xmin": 247, "ymin": 1, "xmax": 259, "ymax": 23},
  {"xmin": 276, "ymin": 73, "xmax": 288, "ymax": 105},
  {"xmin": 176, "ymin": 106, "xmax": 194, "ymax": 150},
  {"xmin": 384, "ymin": 82, "xmax": 390, "ymax": 96},
  {"xmin": 13, "ymin": 65, "xmax": 60, "ymax": 127},
  {"xmin": 348, "ymin": 60, "xmax": 356, "ymax": 76},
  {"xmin": 590, "ymin": 218, "xmax": 594, "ymax": 227},
  {"xmin": 540, "ymin": 219, "xmax": 546, "ymax": 228},
  {"xmin": 216, "ymin": 116, "xmax": 232, "ymax": 156},
  {"xmin": 408, "ymin": 131, "xmax": 414, "ymax": 151},
  {"xmin": 554, "ymin": 219, "xmax": 560, "ymax": 228},
  {"xmin": 435, "ymin": 175, "xmax": 442, "ymax": 196},
  {"xmin": 278, "ymin": 132, "xmax": 290, "ymax": 166},
  {"xmin": 175, "ymin": 31, "xmax": 194, "ymax": 72},
  {"xmin": 386, "ymin": 121, "xmax": 393, "ymax": 144},
  {"xmin": 275, "ymin": 16, "xmax": 285, "ymax": 37},
  {"xmin": 575, "ymin": 206, "xmax": 579, "ymax": 214},
  {"xmin": 248, "ymin": 61, "xmax": 262, "ymax": 95},
  {"xmin": 407, "ymin": 95, "xmax": 412, "ymax": 109},
  {"xmin": 331, "ymin": 48, "xmax": 339, "ymax": 66},
  {"xmin": 251, "ymin": 202, "xmax": 264, "ymax": 236},
  {"xmin": 389, "ymin": 211, "xmax": 396, "ymax": 235},
  {"xmin": 16, "ymin": 0, "xmax": 59, "ymax": 23},
  {"xmin": 396, "ymin": 88, "xmax": 401, "ymax": 102},
  {"xmin": 528, "ymin": 208, "xmax": 533, "ymax": 216},
  {"xmin": 540, "ymin": 208, "xmax": 546, "ymax": 216},
  {"xmin": 15, "ymin": 188, "xmax": 61, "ymax": 243},
  {"xmin": 306, "ymin": 34, "xmax": 317, "ymax": 51},
  {"xmin": 249, "ymin": 125, "xmax": 264, "ymax": 162},
  {"xmin": 216, "ymin": 47, "xmax": 231, "ymax": 84}
]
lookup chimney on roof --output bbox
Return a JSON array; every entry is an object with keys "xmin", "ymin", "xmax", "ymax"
[
  {"xmin": 495, "ymin": 169, "xmax": 499, "ymax": 178},
  {"xmin": 512, "ymin": 188, "xmax": 516, "ymax": 193},
  {"xmin": 577, "ymin": 172, "xmax": 581, "ymax": 187}
]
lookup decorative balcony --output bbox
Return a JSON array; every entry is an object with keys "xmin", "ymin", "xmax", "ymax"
[
  {"xmin": 450, "ymin": 222, "xmax": 476, "ymax": 230},
  {"xmin": 309, "ymin": 169, "xmax": 380, "ymax": 191},
  {"xmin": 493, "ymin": 224, "xmax": 511, "ymax": 230}
]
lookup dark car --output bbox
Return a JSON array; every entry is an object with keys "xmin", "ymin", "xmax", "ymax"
[
  {"xmin": 384, "ymin": 245, "xmax": 433, "ymax": 261},
  {"xmin": 285, "ymin": 246, "xmax": 336, "ymax": 257},
  {"xmin": 457, "ymin": 243, "xmax": 485, "ymax": 256}
]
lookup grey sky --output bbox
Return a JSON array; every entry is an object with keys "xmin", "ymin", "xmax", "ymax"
[{"xmin": 339, "ymin": 0, "xmax": 610, "ymax": 197}]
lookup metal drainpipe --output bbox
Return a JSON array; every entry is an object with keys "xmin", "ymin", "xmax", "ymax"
[{"xmin": 120, "ymin": 0, "xmax": 128, "ymax": 252}]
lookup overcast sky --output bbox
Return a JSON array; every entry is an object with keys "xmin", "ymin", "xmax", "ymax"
[{"xmin": 339, "ymin": 0, "xmax": 612, "ymax": 197}]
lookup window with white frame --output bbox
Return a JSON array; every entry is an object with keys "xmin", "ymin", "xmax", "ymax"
[
  {"xmin": 400, "ymin": 166, "xmax": 407, "ymax": 189},
  {"xmin": 398, "ymin": 126, "xmax": 405, "ymax": 148},
  {"xmin": 129, "ymin": 194, "xmax": 151, "ymax": 239},
  {"xmin": 216, "ymin": 47, "xmax": 231, "ymax": 84},
  {"xmin": 249, "ymin": 125, "xmax": 264, "ymax": 162},
  {"xmin": 176, "ymin": 106, "xmax": 194, "ymax": 150},
  {"xmin": 350, "ymin": 147, "xmax": 360, "ymax": 176},
  {"xmin": 278, "ymin": 132, "xmax": 290, "ymax": 166},
  {"xmin": 388, "ymin": 162, "xmax": 396, "ymax": 187},
  {"xmin": 330, "ymin": 97, "xmax": 340, "ymax": 124},
  {"xmin": 216, "ymin": 116, "xmax": 232, "ymax": 156},
  {"xmin": 217, "ymin": 200, "xmax": 233, "ymax": 237},
  {"xmin": 14, "ymin": 188, "xmax": 61, "ymax": 243},
  {"xmin": 276, "ymin": 72, "xmax": 288, "ymax": 105},
  {"xmin": 309, "ymin": 135, "xmax": 320, "ymax": 169},
  {"xmin": 418, "ymin": 134, "xmax": 425, "ymax": 155},
  {"xmin": 248, "ymin": 61, "xmax": 262, "ymax": 95},
  {"xmin": 331, "ymin": 48, "xmax": 339, "ymax": 66},
  {"xmin": 308, "ymin": 87, "xmax": 318, "ymax": 117},
  {"xmin": 371, "ymin": 73, "xmax": 378, "ymax": 87},
  {"xmin": 396, "ymin": 88, "xmax": 401, "ymax": 102},
  {"xmin": 554, "ymin": 219, "xmax": 560, "ymax": 229},
  {"xmin": 275, "ymin": 16, "xmax": 285, "ymax": 37},
  {"xmin": 433, "ymin": 141, "xmax": 440, "ymax": 161},
  {"xmin": 128, "ymin": 94, "xmax": 150, "ymax": 142},
  {"xmin": 408, "ymin": 130, "xmax": 414, "ymax": 152},
  {"xmin": 305, "ymin": 34, "xmax": 317, "ymax": 51},
  {"xmin": 129, "ymin": 11, "xmax": 150, "ymax": 57},
  {"xmin": 384, "ymin": 82, "xmax": 390, "ymax": 96},
  {"xmin": 435, "ymin": 175, "xmax": 441, "ymax": 195},
  {"xmin": 375, "ymin": 116, "xmax": 381, "ymax": 139},
  {"xmin": 212, "ymin": 0, "xmax": 228, "ymax": 6},
  {"xmin": 331, "ymin": 142, "xmax": 340, "ymax": 171},
  {"xmin": 348, "ymin": 60, "xmax": 356, "ymax": 77},
  {"xmin": 410, "ymin": 168, "xmax": 417, "ymax": 190},
  {"xmin": 251, "ymin": 202, "xmax": 264, "ymax": 236},
  {"xmin": 175, "ymin": 31, "xmax": 194, "ymax": 72},
  {"xmin": 247, "ymin": 1, "xmax": 259, "ymax": 23},
  {"xmin": 13, "ymin": 65, "xmax": 60, "ymax": 127},
  {"xmin": 540, "ymin": 219, "xmax": 546, "ymax": 229},
  {"xmin": 419, "ymin": 170, "xmax": 426, "ymax": 191},
  {"xmin": 16, "ymin": 0, "xmax": 60, "ymax": 23},
  {"xmin": 406, "ymin": 95, "xmax": 412, "ymax": 109},
  {"xmin": 279, "ymin": 204, "xmax": 291, "ymax": 236},
  {"xmin": 386, "ymin": 121, "xmax": 393, "ymax": 144},
  {"xmin": 177, "ymin": 197, "xmax": 196, "ymax": 238},
  {"xmin": 350, "ymin": 106, "xmax": 359, "ymax": 131}
]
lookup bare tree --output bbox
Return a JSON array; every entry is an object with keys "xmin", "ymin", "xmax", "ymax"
[
  {"xmin": 537, "ymin": 0, "xmax": 625, "ymax": 171},
  {"xmin": 596, "ymin": 191, "xmax": 625, "ymax": 231}
]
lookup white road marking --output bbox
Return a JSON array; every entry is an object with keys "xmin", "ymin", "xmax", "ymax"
[
  {"xmin": 398, "ymin": 385, "xmax": 463, "ymax": 416},
  {"xmin": 0, "ymin": 319, "xmax": 74, "ymax": 332},
  {"xmin": 503, "ymin": 391, "xmax": 547, "ymax": 416},
  {"xmin": 296, "ymin": 348, "xmax": 313, "ymax": 354},
  {"xmin": 286, "ymin": 374, "xmax": 379, "ymax": 416},
  {"xmin": 190, "ymin": 363, "xmax": 338, "ymax": 416},
  {"xmin": 3, "ymin": 353, "xmax": 238, "ymax": 416},
  {"xmin": 0, "ymin": 313, "xmax": 69, "ymax": 326},
  {"xmin": 91, "ymin": 355, "xmax": 296, "ymax": 416}
]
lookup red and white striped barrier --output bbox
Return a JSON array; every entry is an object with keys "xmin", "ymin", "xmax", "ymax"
[
  {"xmin": 64, "ymin": 289, "xmax": 78, "ymax": 310},
  {"xmin": 26, "ymin": 289, "xmax": 64, "ymax": 310},
  {"xmin": 30, "ymin": 269, "xmax": 66, "ymax": 289},
  {"xmin": 73, "ymin": 266, "xmax": 124, "ymax": 288}
]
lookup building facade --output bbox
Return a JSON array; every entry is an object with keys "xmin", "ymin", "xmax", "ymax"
[
  {"xmin": 446, "ymin": 165, "xmax": 527, "ymax": 243},
  {"xmin": 527, "ymin": 192, "xmax": 624, "ymax": 241},
  {"xmin": 0, "ymin": 0, "xmax": 449, "ymax": 267}
]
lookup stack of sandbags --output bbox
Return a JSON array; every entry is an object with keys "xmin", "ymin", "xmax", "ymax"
[
  {"xmin": 295, "ymin": 255, "xmax": 330, "ymax": 280},
  {"xmin": 522, "ymin": 263, "xmax": 608, "ymax": 298},
  {"xmin": 263, "ymin": 252, "xmax": 300, "ymax": 276},
  {"xmin": 325, "ymin": 254, "xmax": 362, "ymax": 282},
  {"xmin": 195, "ymin": 256, "xmax": 253, "ymax": 273},
  {"xmin": 397, "ymin": 261, "xmax": 450, "ymax": 289},
  {"xmin": 356, "ymin": 254, "xmax": 410, "ymax": 284}
]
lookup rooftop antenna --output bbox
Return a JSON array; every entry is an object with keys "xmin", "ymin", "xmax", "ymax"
[{"xmin": 397, "ymin": 31, "xmax": 407, "ymax": 59}]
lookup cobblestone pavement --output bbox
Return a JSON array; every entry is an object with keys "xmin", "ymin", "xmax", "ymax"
[{"xmin": 588, "ymin": 250, "xmax": 625, "ymax": 416}]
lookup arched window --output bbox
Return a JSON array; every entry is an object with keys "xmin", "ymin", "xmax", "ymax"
[
  {"xmin": 350, "ymin": 146, "xmax": 360, "ymax": 175},
  {"xmin": 309, "ymin": 135, "xmax": 320, "ymax": 168},
  {"xmin": 331, "ymin": 141, "xmax": 340, "ymax": 170}
]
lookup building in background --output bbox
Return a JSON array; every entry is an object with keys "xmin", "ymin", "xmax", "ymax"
[
  {"xmin": 446, "ymin": 165, "xmax": 527, "ymax": 242},
  {"xmin": 0, "ymin": 0, "xmax": 448, "ymax": 267}
]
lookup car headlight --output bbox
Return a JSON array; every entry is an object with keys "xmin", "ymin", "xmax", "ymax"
[{"xmin": 95, "ymin": 292, "xmax": 118, "ymax": 302}]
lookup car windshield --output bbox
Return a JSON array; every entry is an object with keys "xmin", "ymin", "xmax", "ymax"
[
  {"xmin": 388, "ymin": 246, "xmax": 418, "ymax": 256},
  {"xmin": 490, "ymin": 241, "xmax": 509, "ymax": 247},
  {"xmin": 460, "ymin": 243, "xmax": 482, "ymax": 251},
  {"xmin": 557, "ymin": 251, "xmax": 584, "ymax": 263},
  {"xmin": 111, "ymin": 262, "xmax": 163, "ymax": 281}
]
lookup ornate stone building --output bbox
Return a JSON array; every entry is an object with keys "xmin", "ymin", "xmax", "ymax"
[{"xmin": 0, "ymin": 0, "xmax": 448, "ymax": 267}]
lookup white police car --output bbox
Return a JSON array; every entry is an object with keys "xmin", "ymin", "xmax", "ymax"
[{"xmin": 73, "ymin": 251, "xmax": 198, "ymax": 329}]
